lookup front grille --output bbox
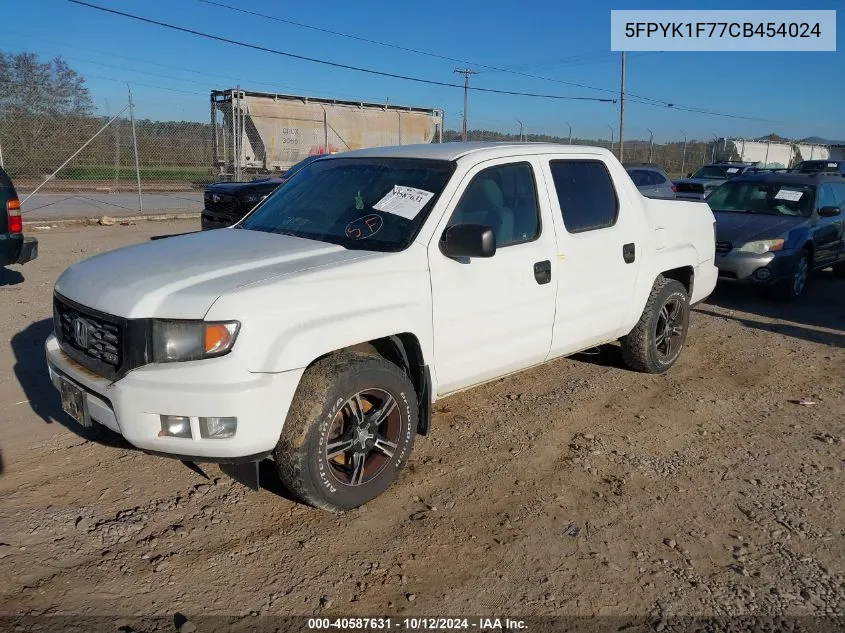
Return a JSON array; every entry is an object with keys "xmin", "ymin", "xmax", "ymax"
[
  {"xmin": 676, "ymin": 182, "xmax": 705, "ymax": 194},
  {"xmin": 715, "ymin": 241, "xmax": 732, "ymax": 254},
  {"xmin": 55, "ymin": 297, "xmax": 124, "ymax": 373},
  {"xmin": 203, "ymin": 191, "xmax": 239, "ymax": 215}
]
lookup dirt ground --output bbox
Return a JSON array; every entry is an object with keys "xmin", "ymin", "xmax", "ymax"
[{"xmin": 1, "ymin": 221, "xmax": 843, "ymax": 630}]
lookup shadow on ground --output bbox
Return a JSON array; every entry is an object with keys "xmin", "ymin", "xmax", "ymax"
[
  {"xmin": 0, "ymin": 267, "xmax": 24, "ymax": 286},
  {"xmin": 11, "ymin": 318, "xmax": 298, "ymax": 499},
  {"xmin": 698, "ymin": 272, "xmax": 845, "ymax": 348}
]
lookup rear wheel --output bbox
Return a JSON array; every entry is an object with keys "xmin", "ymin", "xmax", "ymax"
[
  {"xmin": 621, "ymin": 276, "xmax": 690, "ymax": 374},
  {"xmin": 274, "ymin": 353, "xmax": 417, "ymax": 512},
  {"xmin": 773, "ymin": 251, "xmax": 810, "ymax": 301}
]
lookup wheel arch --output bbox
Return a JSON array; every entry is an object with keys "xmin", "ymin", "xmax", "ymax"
[{"xmin": 309, "ymin": 333, "xmax": 432, "ymax": 437}]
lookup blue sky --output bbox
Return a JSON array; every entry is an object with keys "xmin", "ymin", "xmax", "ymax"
[{"xmin": 6, "ymin": 0, "xmax": 843, "ymax": 142}]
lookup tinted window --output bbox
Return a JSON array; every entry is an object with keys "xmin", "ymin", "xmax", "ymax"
[
  {"xmin": 550, "ymin": 160, "xmax": 619, "ymax": 233},
  {"xmin": 627, "ymin": 169, "xmax": 651, "ymax": 187},
  {"xmin": 448, "ymin": 162, "xmax": 540, "ymax": 247},
  {"xmin": 650, "ymin": 170, "xmax": 667, "ymax": 184}
]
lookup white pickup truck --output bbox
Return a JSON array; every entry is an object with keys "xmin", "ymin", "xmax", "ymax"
[{"xmin": 46, "ymin": 143, "xmax": 717, "ymax": 511}]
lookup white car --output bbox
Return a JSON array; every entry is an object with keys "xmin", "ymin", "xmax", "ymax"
[{"xmin": 46, "ymin": 142, "xmax": 717, "ymax": 511}]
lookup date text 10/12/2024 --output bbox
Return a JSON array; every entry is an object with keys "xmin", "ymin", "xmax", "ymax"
[{"xmin": 307, "ymin": 618, "xmax": 527, "ymax": 631}]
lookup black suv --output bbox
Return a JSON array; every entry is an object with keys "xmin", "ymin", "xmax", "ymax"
[
  {"xmin": 0, "ymin": 167, "xmax": 38, "ymax": 269},
  {"xmin": 201, "ymin": 154, "xmax": 326, "ymax": 230},
  {"xmin": 707, "ymin": 170, "xmax": 845, "ymax": 300}
]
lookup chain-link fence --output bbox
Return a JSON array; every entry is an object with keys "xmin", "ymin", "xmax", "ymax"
[{"xmin": 0, "ymin": 83, "xmax": 837, "ymax": 220}]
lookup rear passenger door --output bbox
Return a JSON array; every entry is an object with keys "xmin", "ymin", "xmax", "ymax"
[{"xmin": 541, "ymin": 157, "xmax": 647, "ymax": 357}]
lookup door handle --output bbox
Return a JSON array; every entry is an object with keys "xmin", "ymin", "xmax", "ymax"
[
  {"xmin": 623, "ymin": 243, "xmax": 636, "ymax": 264},
  {"xmin": 534, "ymin": 260, "xmax": 552, "ymax": 285}
]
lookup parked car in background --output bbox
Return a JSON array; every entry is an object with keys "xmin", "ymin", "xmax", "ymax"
[
  {"xmin": 45, "ymin": 142, "xmax": 717, "ymax": 512},
  {"xmin": 0, "ymin": 166, "xmax": 38, "ymax": 270},
  {"xmin": 201, "ymin": 154, "xmax": 327, "ymax": 230},
  {"xmin": 707, "ymin": 171, "xmax": 845, "ymax": 300},
  {"xmin": 624, "ymin": 163, "xmax": 676, "ymax": 199},
  {"xmin": 675, "ymin": 161, "xmax": 758, "ymax": 200},
  {"xmin": 793, "ymin": 159, "xmax": 845, "ymax": 175}
]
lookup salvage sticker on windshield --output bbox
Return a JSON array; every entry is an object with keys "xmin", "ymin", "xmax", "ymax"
[
  {"xmin": 373, "ymin": 185, "xmax": 434, "ymax": 220},
  {"xmin": 345, "ymin": 214, "xmax": 383, "ymax": 240},
  {"xmin": 774, "ymin": 188, "xmax": 803, "ymax": 202}
]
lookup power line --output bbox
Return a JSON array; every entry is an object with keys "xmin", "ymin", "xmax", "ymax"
[
  {"xmin": 66, "ymin": 1, "xmax": 616, "ymax": 104},
  {"xmin": 5, "ymin": 33, "xmax": 398, "ymax": 105},
  {"xmin": 192, "ymin": 0, "xmax": 785, "ymax": 123}
]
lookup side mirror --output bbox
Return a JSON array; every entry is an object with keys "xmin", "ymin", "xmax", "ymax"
[
  {"xmin": 818, "ymin": 206, "xmax": 841, "ymax": 218},
  {"xmin": 440, "ymin": 223, "xmax": 496, "ymax": 259}
]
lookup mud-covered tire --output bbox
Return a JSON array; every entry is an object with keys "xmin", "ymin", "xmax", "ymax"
[
  {"xmin": 274, "ymin": 352, "xmax": 418, "ymax": 512},
  {"xmin": 621, "ymin": 276, "xmax": 690, "ymax": 374}
]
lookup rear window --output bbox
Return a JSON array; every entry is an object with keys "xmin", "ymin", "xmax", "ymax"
[
  {"xmin": 550, "ymin": 160, "xmax": 619, "ymax": 233},
  {"xmin": 627, "ymin": 169, "xmax": 652, "ymax": 187}
]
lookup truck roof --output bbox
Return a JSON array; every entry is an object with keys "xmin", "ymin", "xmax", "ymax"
[{"xmin": 339, "ymin": 142, "xmax": 615, "ymax": 162}]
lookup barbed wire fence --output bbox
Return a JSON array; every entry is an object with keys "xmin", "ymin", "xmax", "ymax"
[{"xmin": 0, "ymin": 84, "xmax": 836, "ymax": 219}]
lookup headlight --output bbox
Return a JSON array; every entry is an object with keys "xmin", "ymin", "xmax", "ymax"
[
  {"xmin": 243, "ymin": 193, "xmax": 268, "ymax": 205},
  {"xmin": 737, "ymin": 239, "xmax": 785, "ymax": 255},
  {"xmin": 152, "ymin": 320, "xmax": 240, "ymax": 363}
]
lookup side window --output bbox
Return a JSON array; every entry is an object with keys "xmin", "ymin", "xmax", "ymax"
[
  {"xmin": 549, "ymin": 160, "xmax": 619, "ymax": 233},
  {"xmin": 447, "ymin": 162, "xmax": 540, "ymax": 247},
  {"xmin": 651, "ymin": 170, "xmax": 667, "ymax": 185},
  {"xmin": 817, "ymin": 184, "xmax": 837, "ymax": 209},
  {"xmin": 832, "ymin": 183, "xmax": 845, "ymax": 208}
]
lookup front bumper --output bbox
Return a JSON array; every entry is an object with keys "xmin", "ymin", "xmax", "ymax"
[
  {"xmin": 201, "ymin": 208, "xmax": 244, "ymax": 230},
  {"xmin": 715, "ymin": 249, "xmax": 799, "ymax": 285},
  {"xmin": 45, "ymin": 334, "xmax": 305, "ymax": 460}
]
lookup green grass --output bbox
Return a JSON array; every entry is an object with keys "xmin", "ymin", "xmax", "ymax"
[{"xmin": 58, "ymin": 165, "xmax": 212, "ymax": 181}]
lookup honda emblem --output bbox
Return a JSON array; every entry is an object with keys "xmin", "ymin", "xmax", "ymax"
[{"xmin": 73, "ymin": 318, "xmax": 88, "ymax": 348}]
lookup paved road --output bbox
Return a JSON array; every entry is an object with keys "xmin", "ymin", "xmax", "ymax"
[{"xmin": 20, "ymin": 191, "xmax": 203, "ymax": 220}]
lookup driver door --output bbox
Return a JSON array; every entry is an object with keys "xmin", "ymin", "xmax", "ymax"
[{"xmin": 427, "ymin": 158, "xmax": 557, "ymax": 395}]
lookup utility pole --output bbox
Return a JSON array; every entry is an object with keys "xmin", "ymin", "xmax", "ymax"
[
  {"xmin": 608, "ymin": 125, "xmax": 615, "ymax": 154},
  {"xmin": 680, "ymin": 130, "xmax": 688, "ymax": 176},
  {"xmin": 619, "ymin": 51, "xmax": 626, "ymax": 162},
  {"xmin": 566, "ymin": 122, "xmax": 572, "ymax": 144},
  {"xmin": 516, "ymin": 119, "xmax": 524, "ymax": 142},
  {"xmin": 647, "ymin": 128, "xmax": 654, "ymax": 163},
  {"xmin": 454, "ymin": 68, "xmax": 478, "ymax": 142}
]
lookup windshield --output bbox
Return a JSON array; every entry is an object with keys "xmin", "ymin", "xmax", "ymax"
[
  {"xmin": 240, "ymin": 157, "xmax": 455, "ymax": 251},
  {"xmin": 707, "ymin": 181, "xmax": 815, "ymax": 217},
  {"xmin": 692, "ymin": 165, "xmax": 742, "ymax": 180}
]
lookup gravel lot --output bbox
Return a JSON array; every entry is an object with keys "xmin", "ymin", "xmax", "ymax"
[{"xmin": 1, "ymin": 221, "xmax": 843, "ymax": 630}]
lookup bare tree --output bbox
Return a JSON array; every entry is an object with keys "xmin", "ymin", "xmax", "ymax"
[{"xmin": 0, "ymin": 51, "xmax": 94, "ymax": 176}]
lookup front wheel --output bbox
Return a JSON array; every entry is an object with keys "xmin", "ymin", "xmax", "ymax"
[
  {"xmin": 274, "ymin": 353, "xmax": 418, "ymax": 512},
  {"xmin": 772, "ymin": 251, "xmax": 810, "ymax": 301},
  {"xmin": 621, "ymin": 276, "xmax": 690, "ymax": 374}
]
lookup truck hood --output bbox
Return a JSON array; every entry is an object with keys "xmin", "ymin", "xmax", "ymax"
[
  {"xmin": 54, "ymin": 228, "xmax": 377, "ymax": 319},
  {"xmin": 714, "ymin": 211, "xmax": 806, "ymax": 245}
]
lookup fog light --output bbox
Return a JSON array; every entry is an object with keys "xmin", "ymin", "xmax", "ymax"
[
  {"xmin": 199, "ymin": 416, "xmax": 237, "ymax": 439},
  {"xmin": 755, "ymin": 268, "xmax": 772, "ymax": 281},
  {"xmin": 159, "ymin": 415, "xmax": 192, "ymax": 438}
]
